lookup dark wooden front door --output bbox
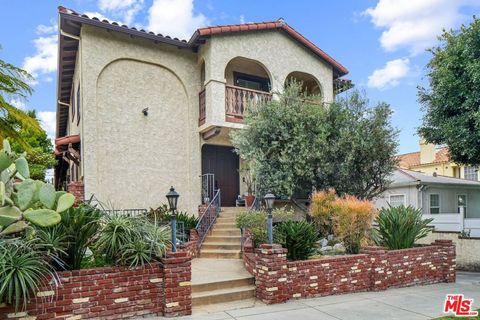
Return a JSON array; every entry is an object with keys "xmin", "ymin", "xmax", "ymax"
[{"xmin": 202, "ymin": 145, "xmax": 239, "ymax": 207}]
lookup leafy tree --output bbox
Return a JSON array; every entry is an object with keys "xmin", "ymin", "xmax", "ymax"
[
  {"xmin": 0, "ymin": 49, "xmax": 42, "ymax": 150},
  {"xmin": 419, "ymin": 17, "xmax": 480, "ymax": 165},
  {"xmin": 231, "ymin": 82, "xmax": 398, "ymax": 200},
  {"xmin": 6, "ymin": 110, "xmax": 56, "ymax": 181}
]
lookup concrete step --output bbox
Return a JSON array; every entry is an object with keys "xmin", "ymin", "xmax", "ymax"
[
  {"xmin": 216, "ymin": 217, "xmax": 236, "ymax": 224},
  {"xmin": 192, "ymin": 277, "xmax": 254, "ymax": 293},
  {"xmin": 192, "ymin": 285, "xmax": 255, "ymax": 306},
  {"xmin": 202, "ymin": 242, "xmax": 241, "ymax": 250},
  {"xmin": 200, "ymin": 249, "xmax": 242, "ymax": 259},
  {"xmin": 203, "ymin": 236, "xmax": 242, "ymax": 244},
  {"xmin": 210, "ymin": 229, "xmax": 241, "ymax": 237},
  {"xmin": 213, "ymin": 224, "xmax": 238, "ymax": 229}
]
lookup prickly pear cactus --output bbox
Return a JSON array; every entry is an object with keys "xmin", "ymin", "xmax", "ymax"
[{"xmin": 0, "ymin": 140, "xmax": 75, "ymax": 236}]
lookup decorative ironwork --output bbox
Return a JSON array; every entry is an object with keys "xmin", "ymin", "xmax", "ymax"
[
  {"xmin": 200, "ymin": 173, "xmax": 215, "ymax": 204},
  {"xmin": 196, "ymin": 188, "xmax": 221, "ymax": 248},
  {"xmin": 225, "ymin": 85, "xmax": 272, "ymax": 120}
]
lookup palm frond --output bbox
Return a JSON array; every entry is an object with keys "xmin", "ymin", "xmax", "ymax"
[{"xmin": 0, "ymin": 57, "xmax": 33, "ymax": 98}]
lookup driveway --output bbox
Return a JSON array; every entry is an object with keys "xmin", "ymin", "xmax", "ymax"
[{"xmin": 175, "ymin": 272, "xmax": 480, "ymax": 320}]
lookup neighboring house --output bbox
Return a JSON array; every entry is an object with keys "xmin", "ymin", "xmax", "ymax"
[
  {"xmin": 53, "ymin": 7, "xmax": 351, "ymax": 213},
  {"xmin": 397, "ymin": 139, "xmax": 479, "ymax": 181},
  {"xmin": 374, "ymin": 168, "xmax": 480, "ymax": 237}
]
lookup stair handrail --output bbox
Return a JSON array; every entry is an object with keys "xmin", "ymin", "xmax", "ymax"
[{"xmin": 195, "ymin": 188, "xmax": 221, "ymax": 249}]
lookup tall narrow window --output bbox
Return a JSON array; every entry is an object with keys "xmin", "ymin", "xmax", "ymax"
[
  {"xmin": 76, "ymin": 85, "xmax": 81, "ymax": 125},
  {"xmin": 464, "ymin": 166, "xmax": 478, "ymax": 181},
  {"xmin": 388, "ymin": 194, "xmax": 405, "ymax": 207},
  {"xmin": 429, "ymin": 194, "xmax": 440, "ymax": 214},
  {"xmin": 71, "ymin": 86, "xmax": 75, "ymax": 122}
]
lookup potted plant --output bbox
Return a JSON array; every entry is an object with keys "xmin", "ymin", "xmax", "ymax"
[{"xmin": 240, "ymin": 162, "xmax": 256, "ymax": 207}]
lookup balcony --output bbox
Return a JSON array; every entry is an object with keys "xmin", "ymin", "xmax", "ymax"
[
  {"xmin": 198, "ymin": 84, "xmax": 272, "ymax": 129},
  {"xmin": 224, "ymin": 85, "xmax": 272, "ymax": 123}
]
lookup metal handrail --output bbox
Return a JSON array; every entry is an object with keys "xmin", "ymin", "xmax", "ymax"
[{"xmin": 195, "ymin": 189, "xmax": 221, "ymax": 249}]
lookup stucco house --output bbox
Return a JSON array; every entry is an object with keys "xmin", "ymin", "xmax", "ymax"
[
  {"xmin": 53, "ymin": 6, "xmax": 351, "ymax": 214},
  {"xmin": 398, "ymin": 139, "xmax": 479, "ymax": 181},
  {"xmin": 374, "ymin": 168, "xmax": 480, "ymax": 236}
]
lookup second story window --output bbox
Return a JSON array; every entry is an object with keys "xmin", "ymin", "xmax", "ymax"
[
  {"xmin": 464, "ymin": 166, "xmax": 478, "ymax": 181},
  {"xmin": 234, "ymin": 72, "xmax": 270, "ymax": 92}
]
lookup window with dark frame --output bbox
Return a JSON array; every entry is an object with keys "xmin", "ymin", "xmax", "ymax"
[
  {"xmin": 429, "ymin": 194, "xmax": 440, "ymax": 214},
  {"xmin": 233, "ymin": 72, "xmax": 270, "ymax": 92}
]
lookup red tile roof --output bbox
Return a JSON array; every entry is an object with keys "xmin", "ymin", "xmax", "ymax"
[
  {"xmin": 397, "ymin": 146, "xmax": 450, "ymax": 168},
  {"xmin": 56, "ymin": 7, "xmax": 349, "ymax": 137},
  {"xmin": 58, "ymin": 6, "xmax": 348, "ymax": 76},
  {"xmin": 191, "ymin": 20, "xmax": 348, "ymax": 77}
]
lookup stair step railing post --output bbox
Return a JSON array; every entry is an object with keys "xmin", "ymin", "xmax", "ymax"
[{"xmin": 195, "ymin": 189, "xmax": 221, "ymax": 249}]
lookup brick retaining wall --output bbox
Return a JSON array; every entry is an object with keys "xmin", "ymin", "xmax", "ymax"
[
  {"xmin": 0, "ymin": 251, "xmax": 192, "ymax": 319},
  {"xmin": 178, "ymin": 229, "xmax": 199, "ymax": 258},
  {"xmin": 67, "ymin": 181, "xmax": 84, "ymax": 202},
  {"xmin": 245, "ymin": 240, "xmax": 455, "ymax": 304}
]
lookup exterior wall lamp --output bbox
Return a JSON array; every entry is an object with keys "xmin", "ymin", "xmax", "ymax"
[
  {"xmin": 166, "ymin": 186, "xmax": 179, "ymax": 252},
  {"xmin": 264, "ymin": 191, "xmax": 275, "ymax": 244}
]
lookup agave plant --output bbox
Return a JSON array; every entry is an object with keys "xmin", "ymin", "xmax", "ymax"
[
  {"xmin": 0, "ymin": 238, "xmax": 58, "ymax": 311},
  {"xmin": 96, "ymin": 213, "xmax": 171, "ymax": 267},
  {"xmin": 0, "ymin": 139, "xmax": 75, "ymax": 236},
  {"xmin": 274, "ymin": 220, "xmax": 319, "ymax": 260},
  {"xmin": 372, "ymin": 205, "xmax": 433, "ymax": 250}
]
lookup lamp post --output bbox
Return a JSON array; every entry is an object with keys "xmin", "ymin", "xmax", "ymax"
[
  {"xmin": 264, "ymin": 192, "xmax": 275, "ymax": 244},
  {"xmin": 166, "ymin": 186, "xmax": 179, "ymax": 252}
]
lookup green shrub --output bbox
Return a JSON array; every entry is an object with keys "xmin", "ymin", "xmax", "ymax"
[
  {"xmin": 148, "ymin": 205, "xmax": 198, "ymax": 238},
  {"xmin": 236, "ymin": 207, "xmax": 295, "ymax": 247},
  {"xmin": 60, "ymin": 204, "xmax": 102, "ymax": 270},
  {"xmin": 0, "ymin": 239, "xmax": 58, "ymax": 311},
  {"xmin": 373, "ymin": 205, "xmax": 433, "ymax": 250},
  {"xmin": 310, "ymin": 191, "xmax": 377, "ymax": 254},
  {"xmin": 274, "ymin": 221, "xmax": 319, "ymax": 260},
  {"xmin": 95, "ymin": 213, "xmax": 170, "ymax": 266}
]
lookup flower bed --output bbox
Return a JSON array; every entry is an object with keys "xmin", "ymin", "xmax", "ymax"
[
  {"xmin": 244, "ymin": 240, "xmax": 456, "ymax": 304},
  {"xmin": 0, "ymin": 252, "xmax": 193, "ymax": 319}
]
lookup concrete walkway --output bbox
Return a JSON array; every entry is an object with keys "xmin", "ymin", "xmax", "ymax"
[{"xmin": 174, "ymin": 272, "xmax": 480, "ymax": 320}]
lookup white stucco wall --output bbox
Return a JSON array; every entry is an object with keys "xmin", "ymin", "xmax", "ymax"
[
  {"xmin": 79, "ymin": 26, "xmax": 201, "ymax": 213},
  {"xmin": 73, "ymin": 25, "xmax": 339, "ymax": 213},
  {"xmin": 198, "ymin": 30, "xmax": 334, "ymax": 131}
]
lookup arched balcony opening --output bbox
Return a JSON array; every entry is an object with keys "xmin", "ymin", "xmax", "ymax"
[
  {"xmin": 285, "ymin": 71, "xmax": 322, "ymax": 100},
  {"xmin": 224, "ymin": 57, "xmax": 272, "ymax": 122}
]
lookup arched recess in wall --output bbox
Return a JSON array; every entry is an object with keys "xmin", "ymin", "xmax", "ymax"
[
  {"xmin": 285, "ymin": 71, "xmax": 322, "ymax": 98},
  {"xmin": 224, "ymin": 57, "xmax": 272, "ymax": 92},
  {"xmin": 94, "ymin": 58, "xmax": 191, "ymax": 209}
]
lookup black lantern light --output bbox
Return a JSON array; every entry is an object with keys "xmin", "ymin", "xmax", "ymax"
[
  {"xmin": 166, "ymin": 186, "xmax": 179, "ymax": 252},
  {"xmin": 166, "ymin": 186, "xmax": 179, "ymax": 211},
  {"xmin": 264, "ymin": 192, "xmax": 275, "ymax": 244}
]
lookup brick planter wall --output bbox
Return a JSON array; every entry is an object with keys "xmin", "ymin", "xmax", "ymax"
[
  {"xmin": 67, "ymin": 181, "xmax": 84, "ymax": 202},
  {"xmin": 178, "ymin": 229, "xmax": 199, "ymax": 258},
  {"xmin": 247, "ymin": 240, "xmax": 455, "ymax": 304},
  {"xmin": 0, "ymin": 251, "xmax": 192, "ymax": 319}
]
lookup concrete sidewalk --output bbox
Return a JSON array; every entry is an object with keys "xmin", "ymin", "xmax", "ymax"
[{"xmin": 174, "ymin": 272, "xmax": 480, "ymax": 320}]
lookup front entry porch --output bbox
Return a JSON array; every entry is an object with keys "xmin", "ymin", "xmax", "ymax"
[{"xmin": 201, "ymin": 144, "xmax": 240, "ymax": 207}]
